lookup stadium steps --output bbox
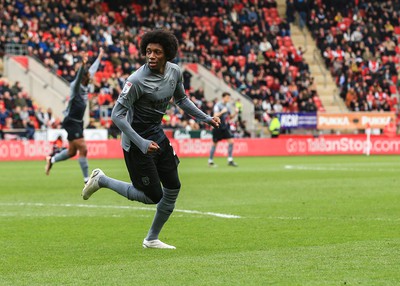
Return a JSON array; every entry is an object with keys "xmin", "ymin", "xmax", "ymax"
[{"xmin": 275, "ymin": 0, "xmax": 348, "ymax": 113}]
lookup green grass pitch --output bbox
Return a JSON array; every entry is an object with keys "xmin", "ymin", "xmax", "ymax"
[{"xmin": 1, "ymin": 155, "xmax": 400, "ymax": 285}]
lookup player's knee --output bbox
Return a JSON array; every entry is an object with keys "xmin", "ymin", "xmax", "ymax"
[
  {"xmin": 167, "ymin": 181, "xmax": 181, "ymax": 190},
  {"xmin": 80, "ymin": 147, "xmax": 88, "ymax": 156},
  {"xmin": 162, "ymin": 176, "xmax": 181, "ymax": 190},
  {"xmin": 68, "ymin": 149, "xmax": 77, "ymax": 157},
  {"xmin": 144, "ymin": 184, "xmax": 163, "ymax": 204}
]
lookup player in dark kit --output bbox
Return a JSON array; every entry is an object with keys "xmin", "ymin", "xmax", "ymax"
[
  {"xmin": 45, "ymin": 48, "xmax": 104, "ymax": 183},
  {"xmin": 82, "ymin": 30, "xmax": 221, "ymax": 249},
  {"xmin": 208, "ymin": 92, "xmax": 238, "ymax": 167}
]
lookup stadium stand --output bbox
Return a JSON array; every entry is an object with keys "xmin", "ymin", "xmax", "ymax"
[
  {"xmin": 0, "ymin": 1, "xmax": 323, "ymax": 132},
  {"xmin": 293, "ymin": 0, "xmax": 400, "ymax": 112},
  {"xmin": 1, "ymin": 0, "xmax": 326, "ymax": 137},
  {"xmin": 0, "ymin": 77, "xmax": 63, "ymax": 140}
]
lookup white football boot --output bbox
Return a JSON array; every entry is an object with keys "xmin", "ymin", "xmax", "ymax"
[
  {"xmin": 143, "ymin": 239, "xmax": 176, "ymax": 249},
  {"xmin": 82, "ymin": 169, "xmax": 105, "ymax": 200}
]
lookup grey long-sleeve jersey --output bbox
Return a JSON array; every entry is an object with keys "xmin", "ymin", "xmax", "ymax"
[
  {"xmin": 112, "ymin": 62, "xmax": 212, "ymax": 154},
  {"xmin": 63, "ymin": 57, "xmax": 101, "ymax": 121}
]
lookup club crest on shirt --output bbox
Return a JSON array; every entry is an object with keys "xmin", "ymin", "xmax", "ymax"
[
  {"xmin": 169, "ymin": 80, "xmax": 176, "ymax": 90},
  {"xmin": 122, "ymin": 82, "xmax": 132, "ymax": 94},
  {"xmin": 142, "ymin": 176, "xmax": 150, "ymax": 186}
]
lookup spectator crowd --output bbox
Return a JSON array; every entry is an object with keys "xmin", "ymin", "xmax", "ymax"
[
  {"xmin": 0, "ymin": 0, "xmax": 321, "ymax": 137},
  {"xmin": 1, "ymin": 0, "xmax": 399, "ymax": 139},
  {"xmin": 290, "ymin": 0, "xmax": 400, "ymax": 112}
]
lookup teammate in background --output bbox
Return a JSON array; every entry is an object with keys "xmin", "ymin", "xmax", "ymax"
[
  {"xmin": 45, "ymin": 48, "xmax": 105, "ymax": 183},
  {"xmin": 49, "ymin": 135, "xmax": 66, "ymax": 157},
  {"xmin": 82, "ymin": 30, "xmax": 220, "ymax": 249},
  {"xmin": 208, "ymin": 92, "xmax": 238, "ymax": 167}
]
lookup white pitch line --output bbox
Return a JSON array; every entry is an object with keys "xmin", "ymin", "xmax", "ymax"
[
  {"xmin": 284, "ymin": 165, "xmax": 355, "ymax": 171},
  {"xmin": 0, "ymin": 202, "xmax": 242, "ymax": 219},
  {"xmin": 284, "ymin": 165, "xmax": 398, "ymax": 172}
]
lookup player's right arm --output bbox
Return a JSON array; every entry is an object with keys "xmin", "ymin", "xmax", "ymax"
[
  {"xmin": 213, "ymin": 103, "xmax": 228, "ymax": 118},
  {"xmin": 88, "ymin": 47, "xmax": 104, "ymax": 78}
]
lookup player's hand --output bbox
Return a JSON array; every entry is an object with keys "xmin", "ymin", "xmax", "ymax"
[
  {"xmin": 81, "ymin": 52, "xmax": 88, "ymax": 64},
  {"xmin": 147, "ymin": 141, "xmax": 160, "ymax": 153},
  {"xmin": 98, "ymin": 47, "xmax": 104, "ymax": 58},
  {"xmin": 209, "ymin": 116, "xmax": 221, "ymax": 128}
]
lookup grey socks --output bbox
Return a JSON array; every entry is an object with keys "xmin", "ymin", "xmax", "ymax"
[
  {"xmin": 146, "ymin": 187, "xmax": 180, "ymax": 241},
  {"xmin": 209, "ymin": 144, "xmax": 216, "ymax": 160},
  {"xmin": 228, "ymin": 143, "xmax": 233, "ymax": 161},
  {"xmin": 78, "ymin": 157, "xmax": 89, "ymax": 180},
  {"xmin": 97, "ymin": 176, "xmax": 180, "ymax": 240},
  {"xmin": 52, "ymin": 149, "xmax": 71, "ymax": 162},
  {"xmin": 98, "ymin": 175, "xmax": 154, "ymax": 204}
]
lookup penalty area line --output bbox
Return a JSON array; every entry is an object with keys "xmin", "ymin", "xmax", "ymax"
[{"xmin": 0, "ymin": 202, "xmax": 242, "ymax": 219}]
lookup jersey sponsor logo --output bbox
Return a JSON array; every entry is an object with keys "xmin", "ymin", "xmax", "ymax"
[{"xmin": 121, "ymin": 82, "xmax": 132, "ymax": 94}]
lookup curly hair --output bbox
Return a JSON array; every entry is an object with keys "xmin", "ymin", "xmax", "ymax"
[{"xmin": 139, "ymin": 29, "xmax": 179, "ymax": 61}]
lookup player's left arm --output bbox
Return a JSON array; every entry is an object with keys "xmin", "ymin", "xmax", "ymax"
[
  {"xmin": 173, "ymin": 71, "xmax": 219, "ymax": 128},
  {"xmin": 229, "ymin": 103, "xmax": 239, "ymax": 118},
  {"xmin": 88, "ymin": 47, "xmax": 104, "ymax": 78}
]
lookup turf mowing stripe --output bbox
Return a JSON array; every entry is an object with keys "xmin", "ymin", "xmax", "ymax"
[{"xmin": 0, "ymin": 202, "xmax": 242, "ymax": 219}]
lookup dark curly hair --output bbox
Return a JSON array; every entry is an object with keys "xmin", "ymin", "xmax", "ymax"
[{"xmin": 139, "ymin": 29, "xmax": 179, "ymax": 61}]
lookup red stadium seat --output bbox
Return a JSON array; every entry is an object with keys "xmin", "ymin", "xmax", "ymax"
[
  {"xmin": 330, "ymin": 26, "xmax": 337, "ymax": 36},
  {"xmin": 237, "ymin": 55, "xmax": 246, "ymax": 68},
  {"xmin": 100, "ymin": 2, "xmax": 109, "ymax": 12},
  {"xmin": 265, "ymin": 50, "xmax": 276, "ymax": 58},
  {"xmin": 243, "ymin": 26, "xmax": 251, "ymax": 37},
  {"xmin": 211, "ymin": 35, "xmax": 218, "ymax": 45},
  {"xmin": 342, "ymin": 17, "xmax": 352, "ymax": 28},
  {"xmin": 269, "ymin": 8, "xmax": 279, "ymax": 19},
  {"xmin": 193, "ymin": 16, "xmax": 200, "ymax": 24},
  {"xmin": 276, "ymin": 36, "xmax": 283, "ymax": 47},
  {"xmin": 390, "ymin": 85, "xmax": 398, "ymax": 95},
  {"xmin": 274, "ymin": 17, "xmax": 281, "ymax": 25},
  {"xmin": 210, "ymin": 16, "xmax": 219, "ymax": 27},
  {"xmin": 279, "ymin": 46, "xmax": 288, "ymax": 57},
  {"xmin": 313, "ymin": 97, "xmax": 322, "ymax": 108},
  {"xmin": 201, "ymin": 16, "xmax": 210, "ymax": 26},
  {"xmin": 114, "ymin": 12, "xmax": 123, "ymax": 23},
  {"xmin": 289, "ymin": 66, "xmax": 299, "ymax": 79},
  {"xmin": 266, "ymin": 76, "xmax": 274, "ymax": 87},
  {"xmin": 227, "ymin": 55, "xmax": 235, "ymax": 66},
  {"xmin": 131, "ymin": 4, "xmax": 142, "ymax": 16},
  {"xmin": 283, "ymin": 36, "xmax": 292, "ymax": 48}
]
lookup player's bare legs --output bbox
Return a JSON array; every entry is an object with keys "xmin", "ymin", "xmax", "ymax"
[
  {"xmin": 45, "ymin": 138, "xmax": 89, "ymax": 182},
  {"xmin": 74, "ymin": 139, "xmax": 89, "ymax": 183}
]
